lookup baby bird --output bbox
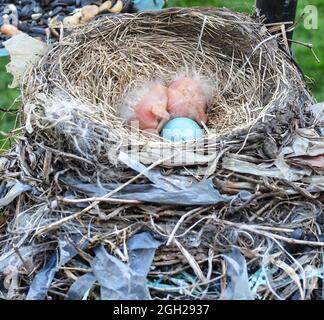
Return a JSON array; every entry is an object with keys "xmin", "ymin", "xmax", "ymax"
[
  {"xmin": 132, "ymin": 84, "xmax": 170, "ymax": 133},
  {"xmin": 167, "ymin": 77, "xmax": 208, "ymax": 124}
]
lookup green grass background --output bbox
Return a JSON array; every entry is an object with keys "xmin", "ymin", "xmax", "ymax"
[{"xmin": 0, "ymin": 0, "xmax": 323, "ymax": 138}]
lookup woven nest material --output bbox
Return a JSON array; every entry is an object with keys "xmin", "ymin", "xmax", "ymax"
[
  {"xmin": 1, "ymin": 8, "xmax": 324, "ymax": 301},
  {"xmin": 22, "ymin": 7, "xmax": 310, "ymax": 168}
]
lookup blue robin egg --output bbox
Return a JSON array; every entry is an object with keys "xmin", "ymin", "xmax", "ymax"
[{"xmin": 161, "ymin": 118, "xmax": 204, "ymax": 142}]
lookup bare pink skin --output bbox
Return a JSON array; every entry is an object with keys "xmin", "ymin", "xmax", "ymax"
[
  {"xmin": 167, "ymin": 77, "xmax": 208, "ymax": 124},
  {"xmin": 132, "ymin": 84, "xmax": 170, "ymax": 133}
]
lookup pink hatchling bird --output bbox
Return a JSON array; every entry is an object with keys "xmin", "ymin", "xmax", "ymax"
[
  {"xmin": 132, "ymin": 84, "xmax": 170, "ymax": 133},
  {"xmin": 167, "ymin": 77, "xmax": 208, "ymax": 124}
]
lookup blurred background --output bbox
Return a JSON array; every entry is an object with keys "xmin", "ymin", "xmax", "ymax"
[{"xmin": 0, "ymin": 0, "xmax": 323, "ymax": 146}]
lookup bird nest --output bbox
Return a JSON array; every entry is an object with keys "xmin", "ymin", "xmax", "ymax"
[
  {"xmin": 1, "ymin": 8, "xmax": 324, "ymax": 301},
  {"xmin": 22, "ymin": 7, "xmax": 309, "ymax": 168}
]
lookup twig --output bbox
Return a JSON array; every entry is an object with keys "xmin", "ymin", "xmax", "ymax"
[
  {"xmin": 60, "ymin": 196, "xmax": 141, "ymax": 205},
  {"xmin": 213, "ymin": 217, "xmax": 324, "ymax": 247},
  {"xmin": 166, "ymin": 207, "xmax": 205, "ymax": 246},
  {"xmin": 174, "ymin": 238, "xmax": 207, "ymax": 283},
  {"xmin": 0, "ymin": 108, "xmax": 18, "ymax": 113},
  {"xmin": 13, "ymin": 245, "xmax": 31, "ymax": 273}
]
